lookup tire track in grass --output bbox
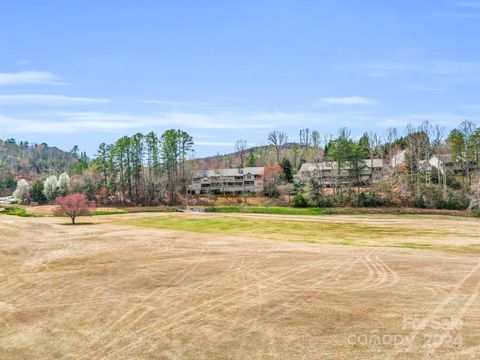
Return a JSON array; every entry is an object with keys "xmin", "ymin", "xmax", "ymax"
[
  {"xmin": 426, "ymin": 265, "xmax": 480, "ymax": 357},
  {"xmin": 218, "ymin": 248, "xmax": 375, "ymax": 348},
  {"xmin": 84, "ymin": 247, "xmax": 209, "ymax": 349},
  {"xmin": 98, "ymin": 253, "xmax": 350, "ymax": 359},
  {"xmin": 400, "ymin": 260, "xmax": 480, "ymax": 354},
  {"xmin": 3, "ymin": 231, "xmax": 99, "ymax": 308},
  {"xmin": 84, "ymin": 253, "xmax": 259, "ymax": 351},
  {"xmin": 346, "ymin": 251, "xmax": 378, "ymax": 291},
  {"xmin": 195, "ymin": 252, "xmax": 362, "ymax": 349},
  {"xmin": 359, "ymin": 251, "xmax": 391, "ymax": 290},
  {"xmin": 86, "ymin": 253, "xmax": 332, "ymax": 358}
]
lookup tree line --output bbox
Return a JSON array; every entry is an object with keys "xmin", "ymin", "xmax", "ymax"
[
  {"xmin": 6, "ymin": 119, "xmax": 480, "ymax": 211},
  {"xmin": 93, "ymin": 129, "xmax": 194, "ymax": 205}
]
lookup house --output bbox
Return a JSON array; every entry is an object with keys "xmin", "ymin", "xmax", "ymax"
[
  {"xmin": 420, "ymin": 154, "xmax": 476, "ymax": 175},
  {"xmin": 297, "ymin": 159, "xmax": 387, "ymax": 187},
  {"xmin": 188, "ymin": 167, "xmax": 264, "ymax": 195},
  {"xmin": 390, "ymin": 149, "xmax": 406, "ymax": 169}
]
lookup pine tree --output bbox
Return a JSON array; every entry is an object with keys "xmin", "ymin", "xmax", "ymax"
[{"xmin": 280, "ymin": 158, "xmax": 293, "ymax": 182}]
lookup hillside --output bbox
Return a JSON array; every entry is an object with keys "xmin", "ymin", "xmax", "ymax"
[
  {"xmin": 0, "ymin": 138, "xmax": 82, "ymax": 194},
  {"xmin": 195, "ymin": 143, "xmax": 323, "ymax": 170}
]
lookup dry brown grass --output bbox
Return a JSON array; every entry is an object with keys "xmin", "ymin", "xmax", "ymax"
[{"xmin": 1, "ymin": 212, "xmax": 480, "ymax": 359}]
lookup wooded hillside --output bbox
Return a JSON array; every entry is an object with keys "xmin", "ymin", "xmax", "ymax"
[{"xmin": 0, "ymin": 138, "xmax": 85, "ymax": 195}]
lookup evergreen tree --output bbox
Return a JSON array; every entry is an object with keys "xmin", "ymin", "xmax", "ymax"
[
  {"xmin": 280, "ymin": 158, "xmax": 293, "ymax": 182},
  {"xmin": 31, "ymin": 179, "xmax": 47, "ymax": 203},
  {"xmin": 246, "ymin": 151, "xmax": 256, "ymax": 167}
]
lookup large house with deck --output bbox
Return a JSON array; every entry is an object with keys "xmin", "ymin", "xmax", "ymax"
[
  {"xmin": 188, "ymin": 167, "xmax": 265, "ymax": 194},
  {"xmin": 297, "ymin": 159, "xmax": 387, "ymax": 187}
]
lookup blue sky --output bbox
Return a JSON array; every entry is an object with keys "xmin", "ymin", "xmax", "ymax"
[{"xmin": 1, "ymin": 0, "xmax": 480, "ymax": 156}]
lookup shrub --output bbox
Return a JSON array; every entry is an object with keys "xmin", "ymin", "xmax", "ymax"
[
  {"xmin": 357, "ymin": 192, "xmax": 392, "ymax": 207},
  {"xmin": 3, "ymin": 206, "xmax": 33, "ymax": 217},
  {"xmin": 413, "ymin": 196, "xmax": 426, "ymax": 208},
  {"xmin": 292, "ymin": 194, "xmax": 308, "ymax": 208},
  {"xmin": 313, "ymin": 196, "xmax": 335, "ymax": 208},
  {"xmin": 436, "ymin": 196, "xmax": 469, "ymax": 210},
  {"xmin": 468, "ymin": 198, "xmax": 480, "ymax": 217}
]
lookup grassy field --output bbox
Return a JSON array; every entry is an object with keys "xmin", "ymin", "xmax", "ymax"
[
  {"xmin": 126, "ymin": 214, "xmax": 480, "ymax": 252},
  {"xmin": 1, "ymin": 212, "xmax": 480, "ymax": 359}
]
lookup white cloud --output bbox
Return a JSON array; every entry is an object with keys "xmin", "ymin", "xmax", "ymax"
[
  {"xmin": 0, "ymin": 71, "xmax": 57, "ymax": 86},
  {"xmin": 0, "ymin": 94, "xmax": 110, "ymax": 105},
  {"xmin": 0, "ymin": 110, "xmax": 342, "ymax": 134},
  {"xmin": 2, "ymin": 107, "xmax": 476, "ymax": 136},
  {"xmin": 318, "ymin": 96, "xmax": 377, "ymax": 105}
]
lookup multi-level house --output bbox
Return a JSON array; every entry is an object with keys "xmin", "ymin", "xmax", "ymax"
[
  {"xmin": 297, "ymin": 159, "xmax": 386, "ymax": 187},
  {"xmin": 419, "ymin": 154, "xmax": 477, "ymax": 175},
  {"xmin": 188, "ymin": 167, "xmax": 264, "ymax": 195}
]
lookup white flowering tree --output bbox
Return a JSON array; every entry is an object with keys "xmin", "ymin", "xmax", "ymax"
[
  {"xmin": 13, "ymin": 179, "xmax": 30, "ymax": 203},
  {"xmin": 57, "ymin": 172, "xmax": 71, "ymax": 196},
  {"xmin": 43, "ymin": 175, "xmax": 58, "ymax": 202}
]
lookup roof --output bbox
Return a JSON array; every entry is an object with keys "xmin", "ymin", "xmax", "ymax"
[
  {"xmin": 193, "ymin": 167, "xmax": 264, "ymax": 178},
  {"xmin": 437, "ymin": 153, "xmax": 454, "ymax": 164}
]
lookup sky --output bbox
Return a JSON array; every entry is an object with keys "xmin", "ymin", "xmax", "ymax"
[{"xmin": 1, "ymin": 0, "xmax": 480, "ymax": 157}]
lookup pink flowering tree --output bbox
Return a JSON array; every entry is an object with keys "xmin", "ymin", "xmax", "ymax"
[{"xmin": 53, "ymin": 193, "xmax": 96, "ymax": 224}]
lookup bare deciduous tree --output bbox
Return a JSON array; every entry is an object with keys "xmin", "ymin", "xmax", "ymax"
[
  {"xmin": 268, "ymin": 131, "xmax": 288, "ymax": 164},
  {"xmin": 234, "ymin": 140, "xmax": 248, "ymax": 167}
]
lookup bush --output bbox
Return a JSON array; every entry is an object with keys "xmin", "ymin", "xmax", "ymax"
[
  {"xmin": 436, "ymin": 196, "xmax": 469, "ymax": 210},
  {"xmin": 468, "ymin": 198, "xmax": 480, "ymax": 216},
  {"xmin": 313, "ymin": 196, "xmax": 335, "ymax": 208},
  {"xmin": 3, "ymin": 206, "xmax": 33, "ymax": 217},
  {"xmin": 292, "ymin": 194, "xmax": 308, "ymax": 208},
  {"xmin": 413, "ymin": 196, "xmax": 426, "ymax": 208},
  {"xmin": 354, "ymin": 191, "xmax": 392, "ymax": 208}
]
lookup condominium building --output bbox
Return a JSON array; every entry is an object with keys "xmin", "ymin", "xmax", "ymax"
[
  {"xmin": 297, "ymin": 159, "xmax": 386, "ymax": 187},
  {"xmin": 188, "ymin": 167, "xmax": 265, "ymax": 194}
]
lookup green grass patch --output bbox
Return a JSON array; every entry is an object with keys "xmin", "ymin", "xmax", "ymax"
[
  {"xmin": 92, "ymin": 210, "xmax": 128, "ymax": 216},
  {"xmin": 0, "ymin": 206, "xmax": 34, "ymax": 217},
  {"xmin": 334, "ymin": 240, "xmax": 356, "ymax": 246},
  {"xmin": 92, "ymin": 208, "xmax": 176, "ymax": 216},
  {"xmin": 207, "ymin": 206, "xmax": 474, "ymax": 220},
  {"xmin": 392, "ymin": 242, "xmax": 433, "ymax": 249},
  {"xmin": 208, "ymin": 206, "xmax": 339, "ymax": 216},
  {"xmin": 124, "ymin": 215, "xmax": 461, "ymax": 250}
]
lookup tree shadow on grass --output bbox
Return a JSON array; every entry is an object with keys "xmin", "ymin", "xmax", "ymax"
[{"xmin": 59, "ymin": 222, "xmax": 95, "ymax": 226}]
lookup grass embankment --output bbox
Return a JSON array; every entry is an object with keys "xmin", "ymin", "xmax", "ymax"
[{"xmin": 126, "ymin": 215, "xmax": 480, "ymax": 253}]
